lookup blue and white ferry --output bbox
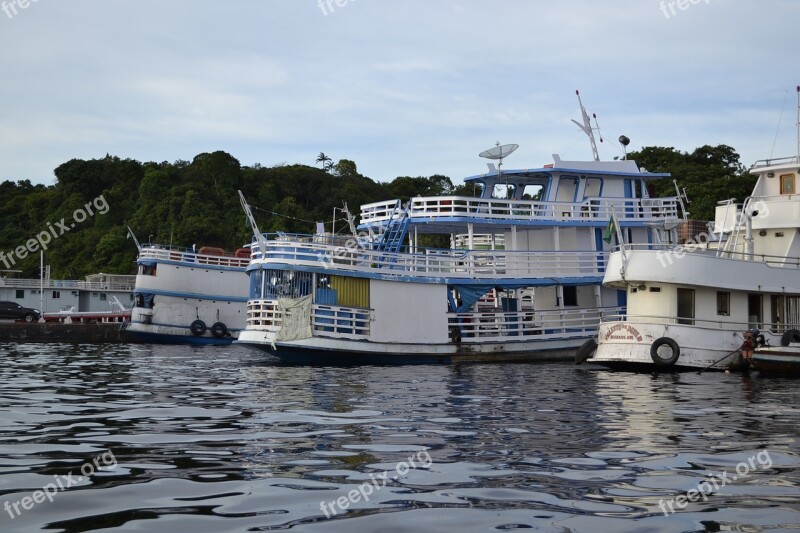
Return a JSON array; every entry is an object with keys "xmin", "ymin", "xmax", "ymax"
[
  {"xmin": 124, "ymin": 242, "xmax": 250, "ymax": 345},
  {"xmin": 236, "ymin": 99, "xmax": 686, "ymax": 363}
]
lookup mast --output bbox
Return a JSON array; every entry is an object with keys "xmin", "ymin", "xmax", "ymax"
[
  {"xmin": 571, "ymin": 90, "xmax": 602, "ymax": 162},
  {"xmin": 796, "ymin": 85, "xmax": 800, "ymax": 161}
]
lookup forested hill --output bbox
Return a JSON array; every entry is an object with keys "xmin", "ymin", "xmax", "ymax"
[{"xmin": 0, "ymin": 145, "xmax": 756, "ymax": 279}]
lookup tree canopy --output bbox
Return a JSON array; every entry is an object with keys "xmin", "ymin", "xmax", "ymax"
[{"xmin": 0, "ymin": 144, "xmax": 754, "ymax": 278}]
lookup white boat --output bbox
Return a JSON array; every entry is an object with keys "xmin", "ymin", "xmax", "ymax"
[
  {"xmin": 586, "ymin": 89, "xmax": 800, "ymax": 370},
  {"xmin": 752, "ymin": 343, "xmax": 800, "ymax": 375},
  {"xmin": 0, "ymin": 272, "xmax": 135, "ymax": 318},
  {"xmin": 123, "ymin": 243, "xmax": 250, "ymax": 345},
  {"xmin": 236, "ymin": 94, "xmax": 686, "ymax": 363}
]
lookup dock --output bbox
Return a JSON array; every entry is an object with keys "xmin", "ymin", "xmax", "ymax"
[{"xmin": 0, "ymin": 322, "xmax": 138, "ymax": 343}]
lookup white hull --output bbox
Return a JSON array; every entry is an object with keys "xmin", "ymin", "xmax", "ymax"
[{"xmin": 589, "ymin": 320, "xmax": 780, "ymax": 370}]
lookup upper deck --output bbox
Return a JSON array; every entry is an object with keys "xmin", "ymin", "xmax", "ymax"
[{"xmin": 361, "ymin": 155, "xmax": 681, "ymax": 231}]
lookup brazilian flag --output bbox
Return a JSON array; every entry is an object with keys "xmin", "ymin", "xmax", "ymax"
[{"xmin": 602, "ymin": 217, "xmax": 616, "ymax": 244}]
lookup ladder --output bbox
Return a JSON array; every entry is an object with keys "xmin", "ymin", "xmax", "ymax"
[{"xmin": 375, "ymin": 202, "xmax": 410, "ymax": 253}]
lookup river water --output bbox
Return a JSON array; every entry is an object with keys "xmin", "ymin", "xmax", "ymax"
[{"xmin": 0, "ymin": 343, "xmax": 798, "ymax": 532}]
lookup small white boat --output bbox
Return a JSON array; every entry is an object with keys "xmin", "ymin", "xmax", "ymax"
[{"xmin": 123, "ymin": 241, "xmax": 250, "ymax": 345}]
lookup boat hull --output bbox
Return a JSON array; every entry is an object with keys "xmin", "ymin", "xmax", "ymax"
[
  {"xmin": 236, "ymin": 331, "xmax": 584, "ymax": 365},
  {"xmin": 752, "ymin": 347, "xmax": 800, "ymax": 375},
  {"xmin": 588, "ymin": 321, "xmax": 757, "ymax": 371}
]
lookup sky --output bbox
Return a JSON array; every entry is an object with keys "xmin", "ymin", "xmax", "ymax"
[{"xmin": 1, "ymin": 0, "xmax": 799, "ymax": 187}]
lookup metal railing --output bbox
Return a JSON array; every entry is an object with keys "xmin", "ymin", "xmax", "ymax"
[
  {"xmin": 601, "ymin": 313, "xmax": 800, "ymax": 334},
  {"xmin": 246, "ymin": 299, "xmax": 371, "ymax": 340},
  {"xmin": 253, "ymin": 240, "xmax": 608, "ymax": 279},
  {"xmin": 450, "ymin": 306, "xmax": 623, "ymax": 342},
  {"xmin": 750, "ymin": 156, "xmax": 799, "ymax": 169},
  {"xmin": 615, "ymin": 243, "xmax": 800, "ymax": 268},
  {"xmin": 138, "ymin": 246, "xmax": 250, "ymax": 269},
  {"xmin": 0, "ymin": 277, "xmax": 136, "ymax": 291},
  {"xmin": 360, "ymin": 196, "xmax": 681, "ymax": 225}
]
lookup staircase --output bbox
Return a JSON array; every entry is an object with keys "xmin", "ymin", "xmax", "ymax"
[{"xmin": 374, "ymin": 202, "xmax": 410, "ymax": 253}]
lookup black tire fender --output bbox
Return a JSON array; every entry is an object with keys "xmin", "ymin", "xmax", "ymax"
[
  {"xmin": 24, "ymin": 313, "xmax": 35, "ymax": 323},
  {"xmin": 781, "ymin": 329, "xmax": 800, "ymax": 347},
  {"xmin": 211, "ymin": 322, "xmax": 228, "ymax": 339},
  {"xmin": 190, "ymin": 319, "xmax": 207, "ymax": 336},
  {"xmin": 575, "ymin": 338, "xmax": 597, "ymax": 365},
  {"xmin": 650, "ymin": 337, "xmax": 680, "ymax": 366}
]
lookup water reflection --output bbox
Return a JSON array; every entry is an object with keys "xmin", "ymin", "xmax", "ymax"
[{"xmin": 0, "ymin": 344, "xmax": 798, "ymax": 532}]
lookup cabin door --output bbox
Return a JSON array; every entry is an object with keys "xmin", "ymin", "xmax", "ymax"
[
  {"xmin": 748, "ymin": 294, "xmax": 763, "ymax": 329},
  {"xmin": 677, "ymin": 288, "xmax": 695, "ymax": 325}
]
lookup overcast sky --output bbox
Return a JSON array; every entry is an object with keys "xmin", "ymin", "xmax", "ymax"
[{"xmin": 1, "ymin": 0, "xmax": 798, "ymax": 186}]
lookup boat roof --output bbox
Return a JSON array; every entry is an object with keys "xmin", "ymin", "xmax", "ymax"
[{"xmin": 464, "ymin": 155, "xmax": 670, "ymax": 185}]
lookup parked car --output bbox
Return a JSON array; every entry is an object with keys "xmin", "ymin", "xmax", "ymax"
[{"xmin": 0, "ymin": 301, "xmax": 42, "ymax": 322}]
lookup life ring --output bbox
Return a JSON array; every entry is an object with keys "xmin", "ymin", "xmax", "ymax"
[
  {"xmin": 575, "ymin": 338, "xmax": 597, "ymax": 365},
  {"xmin": 781, "ymin": 329, "xmax": 800, "ymax": 347},
  {"xmin": 449, "ymin": 326, "xmax": 462, "ymax": 344},
  {"xmin": 190, "ymin": 319, "xmax": 207, "ymax": 336},
  {"xmin": 650, "ymin": 337, "xmax": 680, "ymax": 366},
  {"xmin": 211, "ymin": 322, "xmax": 228, "ymax": 339}
]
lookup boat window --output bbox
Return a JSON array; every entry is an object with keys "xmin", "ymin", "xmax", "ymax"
[
  {"xmin": 262, "ymin": 269, "xmax": 313, "ymax": 300},
  {"xmin": 521, "ymin": 185, "xmax": 543, "ymax": 201},
  {"xmin": 649, "ymin": 286, "xmax": 661, "ymax": 293},
  {"xmin": 583, "ymin": 178, "xmax": 602, "ymax": 198},
  {"xmin": 249, "ymin": 270, "xmax": 264, "ymax": 299},
  {"xmin": 52, "ymin": 291, "xmax": 61, "ymax": 300},
  {"xmin": 556, "ymin": 177, "xmax": 578, "ymax": 202},
  {"xmin": 717, "ymin": 291, "xmax": 730, "ymax": 316},
  {"xmin": 15, "ymin": 289, "xmax": 24, "ymax": 299},
  {"xmin": 780, "ymin": 174, "xmax": 795, "ymax": 195},
  {"xmin": 747, "ymin": 293, "xmax": 762, "ymax": 329},
  {"xmin": 140, "ymin": 264, "xmax": 157, "ymax": 276},
  {"xmin": 492, "ymin": 184, "xmax": 515, "ymax": 199},
  {"xmin": 677, "ymin": 288, "xmax": 695, "ymax": 325},
  {"xmin": 562, "ymin": 286, "xmax": 578, "ymax": 307}
]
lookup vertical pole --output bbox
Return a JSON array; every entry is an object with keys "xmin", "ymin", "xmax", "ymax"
[{"xmin": 40, "ymin": 251, "xmax": 44, "ymax": 315}]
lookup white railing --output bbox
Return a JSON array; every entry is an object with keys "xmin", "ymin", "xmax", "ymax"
[
  {"xmin": 139, "ymin": 246, "xmax": 250, "ymax": 269},
  {"xmin": 0, "ymin": 277, "xmax": 136, "ymax": 291},
  {"xmin": 254, "ymin": 240, "xmax": 608, "ymax": 279},
  {"xmin": 246, "ymin": 299, "xmax": 371, "ymax": 340},
  {"xmin": 312, "ymin": 304, "xmax": 370, "ymax": 340},
  {"xmin": 751, "ymin": 156, "xmax": 799, "ymax": 169},
  {"xmin": 246, "ymin": 300, "xmax": 282, "ymax": 330},
  {"xmin": 450, "ymin": 306, "xmax": 624, "ymax": 342},
  {"xmin": 601, "ymin": 313, "xmax": 800, "ymax": 333},
  {"xmin": 360, "ymin": 196, "xmax": 681, "ymax": 225},
  {"xmin": 616, "ymin": 243, "xmax": 800, "ymax": 268}
]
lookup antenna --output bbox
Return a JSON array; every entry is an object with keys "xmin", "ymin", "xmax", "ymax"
[
  {"xmin": 479, "ymin": 142, "xmax": 519, "ymax": 171},
  {"xmin": 479, "ymin": 142, "xmax": 519, "ymax": 198},
  {"xmin": 796, "ymin": 85, "xmax": 800, "ymax": 160},
  {"xmin": 571, "ymin": 90, "xmax": 603, "ymax": 162}
]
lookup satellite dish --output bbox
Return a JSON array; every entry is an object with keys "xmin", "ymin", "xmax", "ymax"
[{"xmin": 479, "ymin": 143, "xmax": 519, "ymax": 160}]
